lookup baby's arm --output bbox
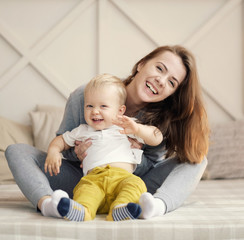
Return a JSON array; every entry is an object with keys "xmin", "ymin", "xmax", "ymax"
[
  {"xmin": 114, "ymin": 116, "xmax": 163, "ymax": 146},
  {"xmin": 44, "ymin": 135, "xmax": 71, "ymax": 176}
]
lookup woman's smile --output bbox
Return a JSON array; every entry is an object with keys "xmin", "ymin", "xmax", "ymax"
[{"xmin": 146, "ymin": 81, "xmax": 158, "ymax": 95}]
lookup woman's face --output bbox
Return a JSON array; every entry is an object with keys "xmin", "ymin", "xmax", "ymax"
[{"xmin": 131, "ymin": 51, "xmax": 187, "ymax": 104}]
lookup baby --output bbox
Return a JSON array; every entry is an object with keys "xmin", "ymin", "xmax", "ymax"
[{"xmin": 43, "ymin": 73, "xmax": 163, "ymax": 221}]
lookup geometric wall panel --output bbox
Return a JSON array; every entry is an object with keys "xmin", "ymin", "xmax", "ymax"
[
  {"xmin": 0, "ymin": 66, "xmax": 66, "ymax": 124},
  {"xmin": 0, "ymin": 0, "xmax": 243, "ymax": 125}
]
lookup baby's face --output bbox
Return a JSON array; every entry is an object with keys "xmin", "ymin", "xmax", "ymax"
[{"xmin": 84, "ymin": 86, "xmax": 124, "ymax": 130}]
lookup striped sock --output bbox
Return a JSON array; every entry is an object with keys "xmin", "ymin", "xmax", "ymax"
[
  {"xmin": 112, "ymin": 203, "xmax": 142, "ymax": 221},
  {"xmin": 57, "ymin": 198, "xmax": 85, "ymax": 222}
]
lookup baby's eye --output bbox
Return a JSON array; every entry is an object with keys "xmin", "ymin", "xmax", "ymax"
[
  {"xmin": 101, "ymin": 105, "xmax": 108, "ymax": 108},
  {"xmin": 86, "ymin": 104, "xmax": 93, "ymax": 108}
]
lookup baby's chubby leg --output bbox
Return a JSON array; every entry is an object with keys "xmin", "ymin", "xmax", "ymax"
[{"xmin": 106, "ymin": 171, "xmax": 147, "ymax": 221}]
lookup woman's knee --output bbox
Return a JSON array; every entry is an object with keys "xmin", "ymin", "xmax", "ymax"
[
  {"xmin": 5, "ymin": 143, "xmax": 46, "ymax": 167},
  {"xmin": 5, "ymin": 143, "xmax": 25, "ymax": 161}
]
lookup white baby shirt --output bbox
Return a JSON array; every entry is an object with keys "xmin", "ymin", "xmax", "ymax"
[{"xmin": 62, "ymin": 125, "xmax": 143, "ymax": 175}]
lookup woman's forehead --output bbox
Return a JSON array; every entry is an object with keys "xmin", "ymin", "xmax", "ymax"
[{"xmin": 152, "ymin": 51, "xmax": 177, "ymax": 61}]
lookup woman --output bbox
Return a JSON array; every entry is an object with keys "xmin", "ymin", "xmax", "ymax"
[{"xmin": 5, "ymin": 45, "xmax": 209, "ymax": 220}]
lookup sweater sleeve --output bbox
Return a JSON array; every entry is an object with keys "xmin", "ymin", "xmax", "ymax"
[
  {"xmin": 57, "ymin": 85, "xmax": 86, "ymax": 135},
  {"xmin": 56, "ymin": 85, "xmax": 86, "ymax": 161}
]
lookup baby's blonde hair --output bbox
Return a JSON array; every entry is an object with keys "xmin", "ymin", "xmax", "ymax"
[{"xmin": 84, "ymin": 73, "xmax": 127, "ymax": 105}]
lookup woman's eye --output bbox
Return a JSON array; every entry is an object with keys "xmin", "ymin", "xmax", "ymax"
[
  {"xmin": 169, "ymin": 80, "xmax": 175, "ymax": 87},
  {"xmin": 156, "ymin": 66, "xmax": 163, "ymax": 72}
]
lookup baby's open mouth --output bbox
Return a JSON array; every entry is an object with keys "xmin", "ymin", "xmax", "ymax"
[
  {"xmin": 92, "ymin": 118, "xmax": 104, "ymax": 122},
  {"xmin": 146, "ymin": 81, "xmax": 158, "ymax": 94}
]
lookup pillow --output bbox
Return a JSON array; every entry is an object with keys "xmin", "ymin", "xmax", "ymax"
[
  {"xmin": 204, "ymin": 119, "xmax": 244, "ymax": 179},
  {"xmin": 29, "ymin": 105, "xmax": 64, "ymax": 152},
  {"xmin": 0, "ymin": 151, "xmax": 15, "ymax": 183},
  {"xmin": 0, "ymin": 116, "xmax": 33, "ymax": 151}
]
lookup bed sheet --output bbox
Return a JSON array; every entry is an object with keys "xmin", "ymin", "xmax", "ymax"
[{"xmin": 0, "ymin": 179, "xmax": 244, "ymax": 240}]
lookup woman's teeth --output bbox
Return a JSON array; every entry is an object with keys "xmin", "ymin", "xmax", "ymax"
[{"xmin": 146, "ymin": 82, "xmax": 158, "ymax": 94}]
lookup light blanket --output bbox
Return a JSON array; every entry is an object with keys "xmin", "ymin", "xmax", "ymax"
[{"xmin": 0, "ymin": 180, "xmax": 244, "ymax": 240}]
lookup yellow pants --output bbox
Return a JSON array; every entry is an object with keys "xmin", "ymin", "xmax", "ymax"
[{"xmin": 73, "ymin": 165, "xmax": 147, "ymax": 220}]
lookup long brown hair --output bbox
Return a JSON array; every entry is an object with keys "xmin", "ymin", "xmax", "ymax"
[{"xmin": 124, "ymin": 45, "xmax": 209, "ymax": 164}]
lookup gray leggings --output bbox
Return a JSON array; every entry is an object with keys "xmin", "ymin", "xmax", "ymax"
[
  {"xmin": 5, "ymin": 143, "xmax": 206, "ymax": 212},
  {"xmin": 5, "ymin": 144, "xmax": 83, "ymax": 207}
]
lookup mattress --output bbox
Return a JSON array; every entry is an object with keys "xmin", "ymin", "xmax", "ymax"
[{"xmin": 0, "ymin": 179, "xmax": 244, "ymax": 240}]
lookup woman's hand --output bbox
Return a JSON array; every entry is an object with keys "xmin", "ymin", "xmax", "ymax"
[
  {"xmin": 74, "ymin": 139, "xmax": 92, "ymax": 167},
  {"xmin": 128, "ymin": 137, "xmax": 143, "ymax": 149}
]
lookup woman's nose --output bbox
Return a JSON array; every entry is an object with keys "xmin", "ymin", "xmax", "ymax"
[{"xmin": 155, "ymin": 76, "xmax": 166, "ymax": 87}]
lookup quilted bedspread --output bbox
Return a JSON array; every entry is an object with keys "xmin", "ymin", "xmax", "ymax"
[{"xmin": 0, "ymin": 179, "xmax": 244, "ymax": 240}]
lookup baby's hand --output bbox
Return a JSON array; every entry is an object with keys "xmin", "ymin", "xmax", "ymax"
[
  {"xmin": 112, "ymin": 115, "xmax": 139, "ymax": 135},
  {"xmin": 44, "ymin": 151, "xmax": 62, "ymax": 176}
]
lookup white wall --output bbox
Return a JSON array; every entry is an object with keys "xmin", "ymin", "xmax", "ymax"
[{"xmin": 0, "ymin": 0, "xmax": 243, "ymax": 125}]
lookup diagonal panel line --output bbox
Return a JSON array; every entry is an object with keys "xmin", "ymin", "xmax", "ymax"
[
  {"xmin": 0, "ymin": 21, "xmax": 29, "ymax": 57},
  {"xmin": 0, "ymin": 21, "xmax": 29, "ymax": 90},
  {"xmin": 0, "ymin": 57, "xmax": 28, "ymax": 91},
  {"xmin": 201, "ymin": 86, "xmax": 236, "ymax": 120},
  {"xmin": 0, "ymin": 21, "xmax": 36, "ymax": 90},
  {"xmin": 111, "ymin": 0, "xmax": 243, "ymax": 120},
  {"xmin": 183, "ymin": 0, "xmax": 243, "ymax": 47},
  {"xmin": 30, "ymin": 0, "xmax": 95, "ymax": 54},
  {"xmin": 184, "ymin": 0, "xmax": 243, "ymax": 120},
  {"xmin": 30, "ymin": 59, "xmax": 71, "ymax": 98},
  {"xmin": 0, "ymin": 0, "xmax": 95, "ymax": 98},
  {"xmin": 109, "ymin": 0, "xmax": 160, "ymax": 46},
  {"xmin": 0, "ymin": 20, "xmax": 71, "ymax": 97}
]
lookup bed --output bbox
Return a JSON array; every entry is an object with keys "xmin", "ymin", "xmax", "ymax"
[{"xmin": 1, "ymin": 105, "xmax": 244, "ymax": 240}]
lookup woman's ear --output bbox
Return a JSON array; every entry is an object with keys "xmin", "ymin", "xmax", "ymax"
[
  {"xmin": 137, "ymin": 63, "xmax": 142, "ymax": 72},
  {"xmin": 137, "ymin": 62, "xmax": 144, "ymax": 72},
  {"xmin": 118, "ymin": 105, "xmax": 126, "ymax": 115}
]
